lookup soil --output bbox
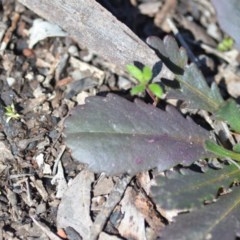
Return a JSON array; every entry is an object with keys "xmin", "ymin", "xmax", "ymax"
[{"xmin": 0, "ymin": 0, "xmax": 239, "ymax": 239}]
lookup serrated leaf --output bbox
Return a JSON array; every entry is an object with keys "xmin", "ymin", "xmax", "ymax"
[
  {"xmin": 64, "ymin": 94, "xmax": 211, "ymax": 176},
  {"xmin": 147, "ymin": 36, "xmax": 168, "ymax": 58},
  {"xmin": 215, "ymin": 99, "xmax": 240, "ymax": 132},
  {"xmin": 130, "ymin": 84, "xmax": 145, "ymax": 95},
  {"xmin": 148, "ymin": 83, "xmax": 163, "ymax": 98},
  {"xmin": 151, "ymin": 164, "xmax": 240, "ymax": 210},
  {"xmin": 147, "ymin": 36, "xmax": 224, "ymax": 112},
  {"xmin": 126, "ymin": 64, "xmax": 143, "ymax": 83},
  {"xmin": 142, "ymin": 66, "xmax": 152, "ymax": 82},
  {"xmin": 211, "ymin": 0, "xmax": 240, "ymax": 50},
  {"xmin": 177, "ymin": 64, "xmax": 224, "ymax": 112},
  {"xmin": 147, "ymin": 36, "xmax": 187, "ymax": 73},
  {"xmin": 164, "ymin": 36, "xmax": 188, "ymax": 69},
  {"xmin": 160, "ymin": 187, "xmax": 240, "ymax": 240}
]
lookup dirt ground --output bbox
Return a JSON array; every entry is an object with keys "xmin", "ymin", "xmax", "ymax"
[{"xmin": 0, "ymin": 0, "xmax": 240, "ymax": 239}]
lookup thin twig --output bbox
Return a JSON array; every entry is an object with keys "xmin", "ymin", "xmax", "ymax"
[
  {"xmin": 0, "ymin": 12, "xmax": 20, "ymax": 54},
  {"xmin": 52, "ymin": 145, "xmax": 66, "ymax": 175},
  {"xmin": 146, "ymin": 88, "xmax": 158, "ymax": 106},
  {"xmin": 25, "ymin": 178, "xmax": 32, "ymax": 204}
]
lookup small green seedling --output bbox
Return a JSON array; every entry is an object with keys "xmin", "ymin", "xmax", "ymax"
[
  {"xmin": 126, "ymin": 64, "xmax": 163, "ymax": 100},
  {"xmin": 5, "ymin": 103, "xmax": 20, "ymax": 123},
  {"xmin": 217, "ymin": 37, "xmax": 234, "ymax": 52}
]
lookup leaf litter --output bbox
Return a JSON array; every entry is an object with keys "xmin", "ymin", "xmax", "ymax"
[{"xmin": 1, "ymin": 0, "xmax": 240, "ymax": 239}]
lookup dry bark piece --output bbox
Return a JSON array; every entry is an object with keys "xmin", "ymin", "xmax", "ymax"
[
  {"xmin": 17, "ymin": 0, "xmax": 173, "ymax": 79},
  {"xmin": 118, "ymin": 187, "xmax": 146, "ymax": 240}
]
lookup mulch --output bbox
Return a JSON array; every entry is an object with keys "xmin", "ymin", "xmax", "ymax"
[{"xmin": 0, "ymin": 0, "xmax": 239, "ymax": 239}]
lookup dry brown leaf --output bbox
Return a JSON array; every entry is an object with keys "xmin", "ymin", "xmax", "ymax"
[{"xmin": 57, "ymin": 170, "xmax": 94, "ymax": 239}]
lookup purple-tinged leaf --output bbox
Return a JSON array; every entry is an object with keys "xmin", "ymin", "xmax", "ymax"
[
  {"xmin": 147, "ymin": 36, "xmax": 224, "ymax": 112},
  {"xmin": 64, "ymin": 94, "xmax": 211, "ymax": 176},
  {"xmin": 160, "ymin": 187, "xmax": 240, "ymax": 240},
  {"xmin": 211, "ymin": 0, "xmax": 240, "ymax": 50},
  {"xmin": 147, "ymin": 36, "xmax": 168, "ymax": 58},
  {"xmin": 151, "ymin": 164, "xmax": 240, "ymax": 210},
  {"xmin": 178, "ymin": 64, "xmax": 224, "ymax": 112},
  {"xmin": 147, "ymin": 36, "xmax": 188, "ymax": 72},
  {"xmin": 164, "ymin": 36, "xmax": 188, "ymax": 69}
]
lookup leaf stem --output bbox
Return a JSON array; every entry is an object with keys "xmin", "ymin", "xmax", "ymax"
[
  {"xmin": 146, "ymin": 88, "xmax": 159, "ymax": 106},
  {"xmin": 205, "ymin": 140, "xmax": 240, "ymax": 162}
]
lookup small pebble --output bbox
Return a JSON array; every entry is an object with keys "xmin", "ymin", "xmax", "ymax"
[
  {"xmin": 36, "ymin": 203, "xmax": 46, "ymax": 214},
  {"xmin": 6, "ymin": 77, "xmax": 16, "ymax": 86},
  {"xmin": 68, "ymin": 45, "xmax": 79, "ymax": 57},
  {"xmin": 117, "ymin": 76, "xmax": 132, "ymax": 90},
  {"xmin": 23, "ymin": 48, "xmax": 35, "ymax": 58}
]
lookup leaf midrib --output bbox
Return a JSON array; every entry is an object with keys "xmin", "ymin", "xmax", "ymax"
[
  {"xmin": 177, "ymin": 75, "xmax": 220, "ymax": 112},
  {"xmin": 67, "ymin": 131, "xmax": 206, "ymax": 145},
  {"xmin": 169, "ymin": 168, "xmax": 240, "ymax": 197}
]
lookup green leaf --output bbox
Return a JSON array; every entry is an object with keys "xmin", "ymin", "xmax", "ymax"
[
  {"xmin": 147, "ymin": 36, "xmax": 224, "ymax": 113},
  {"xmin": 160, "ymin": 187, "xmax": 240, "ymax": 240},
  {"xmin": 164, "ymin": 35, "xmax": 188, "ymax": 69},
  {"xmin": 147, "ymin": 36, "xmax": 187, "ymax": 73},
  {"xmin": 151, "ymin": 164, "xmax": 240, "ymax": 210},
  {"xmin": 126, "ymin": 64, "xmax": 143, "ymax": 83},
  {"xmin": 233, "ymin": 143, "xmax": 240, "ymax": 153},
  {"xmin": 217, "ymin": 37, "xmax": 234, "ymax": 52},
  {"xmin": 177, "ymin": 64, "xmax": 224, "ymax": 113},
  {"xmin": 130, "ymin": 84, "xmax": 145, "ymax": 95},
  {"xmin": 148, "ymin": 83, "xmax": 164, "ymax": 98},
  {"xmin": 215, "ymin": 99, "xmax": 240, "ymax": 132},
  {"xmin": 142, "ymin": 66, "xmax": 152, "ymax": 82},
  {"xmin": 4, "ymin": 103, "xmax": 21, "ymax": 122},
  {"xmin": 205, "ymin": 140, "xmax": 240, "ymax": 162},
  {"xmin": 64, "ymin": 94, "xmax": 211, "ymax": 176}
]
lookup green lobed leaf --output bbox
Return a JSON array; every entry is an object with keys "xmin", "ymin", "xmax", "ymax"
[
  {"xmin": 147, "ymin": 36, "xmax": 187, "ymax": 73},
  {"xmin": 159, "ymin": 187, "xmax": 240, "ymax": 240},
  {"xmin": 142, "ymin": 66, "xmax": 152, "ymax": 82},
  {"xmin": 130, "ymin": 84, "xmax": 145, "ymax": 95},
  {"xmin": 126, "ymin": 64, "xmax": 143, "ymax": 83},
  {"xmin": 64, "ymin": 94, "xmax": 211, "ymax": 176},
  {"xmin": 151, "ymin": 164, "xmax": 240, "ymax": 210},
  {"xmin": 148, "ymin": 83, "xmax": 164, "ymax": 98},
  {"xmin": 177, "ymin": 64, "xmax": 224, "ymax": 113},
  {"xmin": 164, "ymin": 35, "xmax": 188, "ymax": 69}
]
